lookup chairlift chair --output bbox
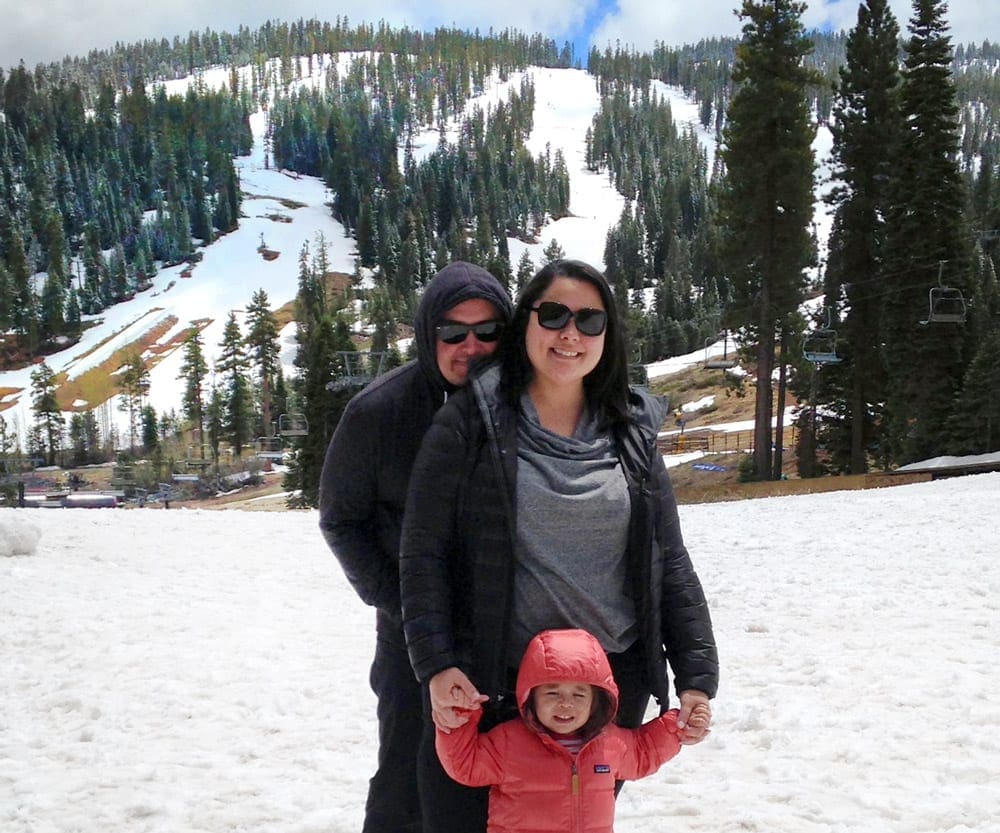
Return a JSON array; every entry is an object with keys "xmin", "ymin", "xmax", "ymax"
[
  {"xmin": 628, "ymin": 364, "xmax": 649, "ymax": 389},
  {"xmin": 802, "ymin": 328, "xmax": 842, "ymax": 364},
  {"xmin": 278, "ymin": 413, "xmax": 309, "ymax": 436},
  {"xmin": 255, "ymin": 436, "xmax": 285, "ymax": 459},
  {"xmin": 920, "ymin": 285, "xmax": 967, "ymax": 325},
  {"xmin": 704, "ymin": 332, "xmax": 737, "ymax": 370},
  {"xmin": 326, "ymin": 351, "xmax": 388, "ymax": 392},
  {"xmin": 185, "ymin": 444, "xmax": 213, "ymax": 467},
  {"xmin": 803, "ymin": 306, "xmax": 843, "ymax": 365}
]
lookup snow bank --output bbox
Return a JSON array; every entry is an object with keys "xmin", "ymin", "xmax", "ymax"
[{"xmin": 0, "ymin": 515, "xmax": 41, "ymax": 556}]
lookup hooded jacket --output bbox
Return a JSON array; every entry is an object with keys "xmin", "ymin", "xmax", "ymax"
[
  {"xmin": 318, "ymin": 263, "xmax": 512, "ymax": 643},
  {"xmin": 401, "ymin": 365, "xmax": 718, "ymax": 706},
  {"xmin": 435, "ymin": 629, "xmax": 682, "ymax": 833}
]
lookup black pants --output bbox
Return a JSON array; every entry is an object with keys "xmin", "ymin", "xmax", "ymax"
[
  {"xmin": 363, "ymin": 633, "xmax": 425, "ymax": 833},
  {"xmin": 416, "ymin": 641, "xmax": 651, "ymax": 833}
]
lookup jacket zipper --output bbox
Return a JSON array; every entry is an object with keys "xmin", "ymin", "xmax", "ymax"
[
  {"xmin": 472, "ymin": 375, "xmax": 518, "ymax": 703},
  {"xmin": 571, "ymin": 761, "xmax": 583, "ymax": 833}
]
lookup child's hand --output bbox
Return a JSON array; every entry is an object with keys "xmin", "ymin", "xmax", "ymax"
[{"xmin": 686, "ymin": 703, "xmax": 711, "ymax": 730}]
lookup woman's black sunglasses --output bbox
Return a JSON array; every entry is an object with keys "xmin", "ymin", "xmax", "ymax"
[
  {"xmin": 530, "ymin": 301, "xmax": 607, "ymax": 336},
  {"xmin": 435, "ymin": 320, "xmax": 505, "ymax": 345}
]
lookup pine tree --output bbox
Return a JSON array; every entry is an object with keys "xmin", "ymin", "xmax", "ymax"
[
  {"xmin": 178, "ymin": 330, "xmax": 209, "ymax": 458},
  {"xmin": 65, "ymin": 289, "xmax": 82, "ymax": 335},
  {"xmin": 6, "ymin": 228, "xmax": 39, "ymax": 353},
  {"xmin": 216, "ymin": 311, "xmax": 253, "ymax": 457},
  {"xmin": 717, "ymin": 0, "xmax": 819, "ymax": 480},
  {"xmin": 30, "ymin": 361, "xmax": 63, "ymax": 466},
  {"xmin": 80, "ymin": 222, "xmax": 106, "ymax": 314},
  {"xmin": 880, "ymin": 0, "xmax": 972, "ymax": 465},
  {"xmin": 205, "ymin": 382, "xmax": 224, "ymax": 466},
  {"xmin": 822, "ymin": 0, "xmax": 902, "ymax": 472},
  {"xmin": 68, "ymin": 413, "xmax": 89, "ymax": 467},
  {"xmin": 515, "ymin": 249, "xmax": 535, "ymax": 292},
  {"xmin": 541, "ymin": 238, "xmax": 565, "ymax": 264},
  {"xmin": 271, "ymin": 369, "xmax": 289, "ymax": 431},
  {"xmin": 244, "ymin": 288, "xmax": 281, "ymax": 439},
  {"xmin": 365, "ymin": 285, "xmax": 398, "ymax": 353},
  {"xmin": 141, "ymin": 405, "xmax": 160, "ymax": 453},
  {"xmin": 0, "ymin": 261, "xmax": 11, "ymax": 334},
  {"xmin": 105, "ymin": 243, "xmax": 129, "ymax": 304},
  {"xmin": 946, "ymin": 329, "xmax": 1000, "ymax": 454},
  {"xmin": 66, "ymin": 410, "xmax": 101, "ymax": 466},
  {"xmin": 39, "ymin": 210, "xmax": 69, "ymax": 339},
  {"xmin": 285, "ymin": 237, "xmax": 354, "ymax": 507},
  {"xmin": 118, "ymin": 353, "xmax": 150, "ymax": 452}
]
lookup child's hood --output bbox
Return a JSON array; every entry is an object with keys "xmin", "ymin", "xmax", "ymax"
[{"xmin": 515, "ymin": 629, "xmax": 620, "ymax": 718}]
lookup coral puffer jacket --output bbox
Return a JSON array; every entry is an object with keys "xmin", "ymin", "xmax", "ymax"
[{"xmin": 436, "ymin": 629, "xmax": 682, "ymax": 833}]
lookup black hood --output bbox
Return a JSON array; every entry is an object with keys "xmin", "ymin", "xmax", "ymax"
[{"xmin": 414, "ymin": 262, "xmax": 513, "ymax": 394}]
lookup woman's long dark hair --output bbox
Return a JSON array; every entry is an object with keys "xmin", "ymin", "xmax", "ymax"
[{"xmin": 499, "ymin": 259, "xmax": 630, "ymax": 428}]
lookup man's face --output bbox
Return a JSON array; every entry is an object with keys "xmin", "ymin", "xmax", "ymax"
[{"xmin": 435, "ymin": 298, "xmax": 503, "ymax": 386}]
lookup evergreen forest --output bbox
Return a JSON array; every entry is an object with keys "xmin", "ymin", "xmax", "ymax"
[{"xmin": 1, "ymin": 4, "xmax": 999, "ymax": 501}]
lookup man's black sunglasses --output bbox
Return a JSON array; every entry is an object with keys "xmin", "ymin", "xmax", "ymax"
[
  {"xmin": 435, "ymin": 320, "xmax": 505, "ymax": 345},
  {"xmin": 530, "ymin": 301, "xmax": 608, "ymax": 336}
]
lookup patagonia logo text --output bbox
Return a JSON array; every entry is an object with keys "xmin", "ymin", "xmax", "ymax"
[{"xmin": 594, "ymin": 764, "xmax": 611, "ymax": 774}]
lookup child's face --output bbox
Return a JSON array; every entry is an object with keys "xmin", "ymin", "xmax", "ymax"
[{"xmin": 532, "ymin": 682, "xmax": 595, "ymax": 735}]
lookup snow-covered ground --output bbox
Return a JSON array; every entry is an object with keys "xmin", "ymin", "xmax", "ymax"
[{"xmin": 2, "ymin": 471, "xmax": 998, "ymax": 832}]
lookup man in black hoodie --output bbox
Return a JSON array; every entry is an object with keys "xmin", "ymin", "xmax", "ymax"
[{"xmin": 319, "ymin": 262, "xmax": 512, "ymax": 833}]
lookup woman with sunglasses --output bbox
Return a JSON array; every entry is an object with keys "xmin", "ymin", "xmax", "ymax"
[{"xmin": 400, "ymin": 259, "xmax": 718, "ymax": 833}]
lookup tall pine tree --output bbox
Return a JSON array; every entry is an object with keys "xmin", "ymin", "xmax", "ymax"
[
  {"xmin": 822, "ymin": 0, "xmax": 902, "ymax": 472},
  {"xmin": 880, "ymin": 0, "xmax": 972, "ymax": 465},
  {"xmin": 244, "ymin": 288, "xmax": 281, "ymax": 440},
  {"xmin": 178, "ymin": 329, "xmax": 209, "ymax": 459},
  {"xmin": 717, "ymin": 0, "xmax": 818, "ymax": 480},
  {"xmin": 216, "ymin": 312, "xmax": 253, "ymax": 457},
  {"xmin": 30, "ymin": 361, "xmax": 63, "ymax": 466}
]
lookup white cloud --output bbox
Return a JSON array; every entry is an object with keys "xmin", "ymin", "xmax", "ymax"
[
  {"xmin": 589, "ymin": 0, "xmax": 994, "ymax": 53},
  {"xmin": 0, "ymin": 0, "xmax": 596, "ymax": 68},
  {"xmin": 0, "ymin": 0, "xmax": 993, "ymax": 69},
  {"xmin": 0, "ymin": 0, "xmax": 1000, "ymax": 69},
  {"xmin": 591, "ymin": 0, "xmax": 743, "ymax": 51}
]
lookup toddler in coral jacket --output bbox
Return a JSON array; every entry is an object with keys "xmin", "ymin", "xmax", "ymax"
[{"xmin": 435, "ymin": 628, "xmax": 709, "ymax": 833}]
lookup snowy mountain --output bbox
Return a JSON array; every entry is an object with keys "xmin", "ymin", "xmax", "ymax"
[{"xmin": 0, "ymin": 54, "xmax": 832, "ymax": 449}]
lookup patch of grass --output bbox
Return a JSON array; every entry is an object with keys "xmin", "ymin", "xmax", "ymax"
[
  {"xmin": 0, "ymin": 386, "xmax": 22, "ymax": 413},
  {"xmin": 56, "ymin": 316, "xmax": 186, "ymax": 411},
  {"xmin": 62, "ymin": 311, "xmax": 160, "ymax": 368},
  {"xmin": 243, "ymin": 192, "xmax": 308, "ymax": 211}
]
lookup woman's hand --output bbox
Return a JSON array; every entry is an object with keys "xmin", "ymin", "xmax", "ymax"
[
  {"xmin": 677, "ymin": 689, "xmax": 712, "ymax": 745},
  {"xmin": 429, "ymin": 667, "xmax": 489, "ymax": 733}
]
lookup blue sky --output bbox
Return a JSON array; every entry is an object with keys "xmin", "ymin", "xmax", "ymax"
[
  {"xmin": 0, "ymin": 0, "xmax": 995, "ymax": 70},
  {"xmin": 569, "ymin": 0, "xmax": 619, "ymax": 63}
]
